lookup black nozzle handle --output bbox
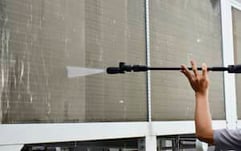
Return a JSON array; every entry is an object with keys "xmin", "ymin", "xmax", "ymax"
[
  {"xmin": 106, "ymin": 67, "xmax": 123, "ymax": 74},
  {"xmin": 228, "ymin": 64, "xmax": 241, "ymax": 73},
  {"xmin": 106, "ymin": 62, "xmax": 134, "ymax": 74}
]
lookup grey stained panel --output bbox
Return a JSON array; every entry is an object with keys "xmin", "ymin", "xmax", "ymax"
[
  {"xmin": 0, "ymin": 0, "xmax": 147, "ymax": 123},
  {"xmin": 233, "ymin": 8, "xmax": 241, "ymax": 119},
  {"xmin": 150, "ymin": 0, "xmax": 225, "ymax": 120},
  {"xmin": 85, "ymin": 0, "xmax": 147, "ymax": 122}
]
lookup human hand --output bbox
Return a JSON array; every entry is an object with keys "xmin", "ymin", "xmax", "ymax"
[{"xmin": 181, "ymin": 60, "xmax": 209, "ymax": 96}]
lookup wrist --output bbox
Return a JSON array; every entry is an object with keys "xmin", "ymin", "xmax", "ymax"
[{"xmin": 195, "ymin": 91, "xmax": 208, "ymax": 98}]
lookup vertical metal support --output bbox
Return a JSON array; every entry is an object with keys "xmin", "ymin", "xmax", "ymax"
[
  {"xmin": 145, "ymin": 0, "xmax": 152, "ymax": 123},
  {"xmin": 221, "ymin": 0, "xmax": 238, "ymax": 129},
  {"xmin": 144, "ymin": 1, "xmax": 157, "ymax": 151},
  {"xmin": 145, "ymin": 135, "xmax": 157, "ymax": 151}
]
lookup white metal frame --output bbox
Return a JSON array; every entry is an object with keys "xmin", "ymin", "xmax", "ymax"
[
  {"xmin": 221, "ymin": 0, "xmax": 238, "ymax": 129},
  {"xmin": 0, "ymin": 121, "xmax": 226, "ymax": 149},
  {"xmin": 1, "ymin": 0, "xmax": 241, "ymax": 150},
  {"xmin": 228, "ymin": 0, "xmax": 241, "ymax": 128}
]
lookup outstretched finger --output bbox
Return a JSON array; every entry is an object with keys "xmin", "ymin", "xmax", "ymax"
[
  {"xmin": 181, "ymin": 64, "xmax": 192, "ymax": 81},
  {"xmin": 191, "ymin": 60, "xmax": 198, "ymax": 77},
  {"xmin": 202, "ymin": 63, "xmax": 208, "ymax": 78}
]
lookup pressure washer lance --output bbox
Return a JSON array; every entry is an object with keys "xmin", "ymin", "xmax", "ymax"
[{"xmin": 106, "ymin": 62, "xmax": 241, "ymax": 74}]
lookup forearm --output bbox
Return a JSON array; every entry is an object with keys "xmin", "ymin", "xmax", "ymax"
[
  {"xmin": 180, "ymin": 61, "xmax": 214, "ymax": 144},
  {"xmin": 195, "ymin": 92, "xmax": 214, "ymax": 144}
]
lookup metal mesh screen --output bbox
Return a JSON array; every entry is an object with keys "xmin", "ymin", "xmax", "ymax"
[
  {"xmin": 0, "ymin": 0, "xmax": 227, "ymax": 123},
  {"xmin": 0, "ymin": 0, "xmax": 147, "ymax": 123},
  {"xmin": 149, "ymin": 0, "xmax": 225, "ymax": 120}
]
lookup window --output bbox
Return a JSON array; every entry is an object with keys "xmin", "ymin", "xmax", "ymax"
[
  {"xmin": 0, "ymin": 0, "xmax": 147, "ymax": 123},
  {"xmin": 150, "ymin": 0, "xmax": 225, "ymax": 120},
  {"xmin": 22, "ymin": 138, "xmax": 145, "ymax": 151}
]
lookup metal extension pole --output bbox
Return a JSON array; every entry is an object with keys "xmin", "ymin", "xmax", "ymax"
[{"xmin": 106, "ymin": 62, "xmax": 241, "ymax": 74}]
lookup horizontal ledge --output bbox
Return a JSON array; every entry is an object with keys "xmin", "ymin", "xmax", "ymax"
[{"xmin": 0, "ymin": 121, "xmax": 226, "ymax": 145}]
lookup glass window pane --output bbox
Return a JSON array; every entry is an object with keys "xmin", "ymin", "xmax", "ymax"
[
  {"xmin": 233, "ymin": 8, "xmax": 241, "ymax": 119},
  {"xmin": 22, "ymin": 138, "xmax": 145, "ymax": 151},
  {"xmin": 157, "ymin": 135, "xmax": 215, "ymax": 150},
  {"xmin": 0, "ymin": 0, "xmax": 147, "ymax": 123},
  {"xmin": 150, "ymin": 0, "xmax": 225, "ymax": 120}
]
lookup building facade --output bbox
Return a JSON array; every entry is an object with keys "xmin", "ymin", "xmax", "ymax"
[{"xmin": 0, "ymin": 0, "xmax": 241, "ymax": 150}]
